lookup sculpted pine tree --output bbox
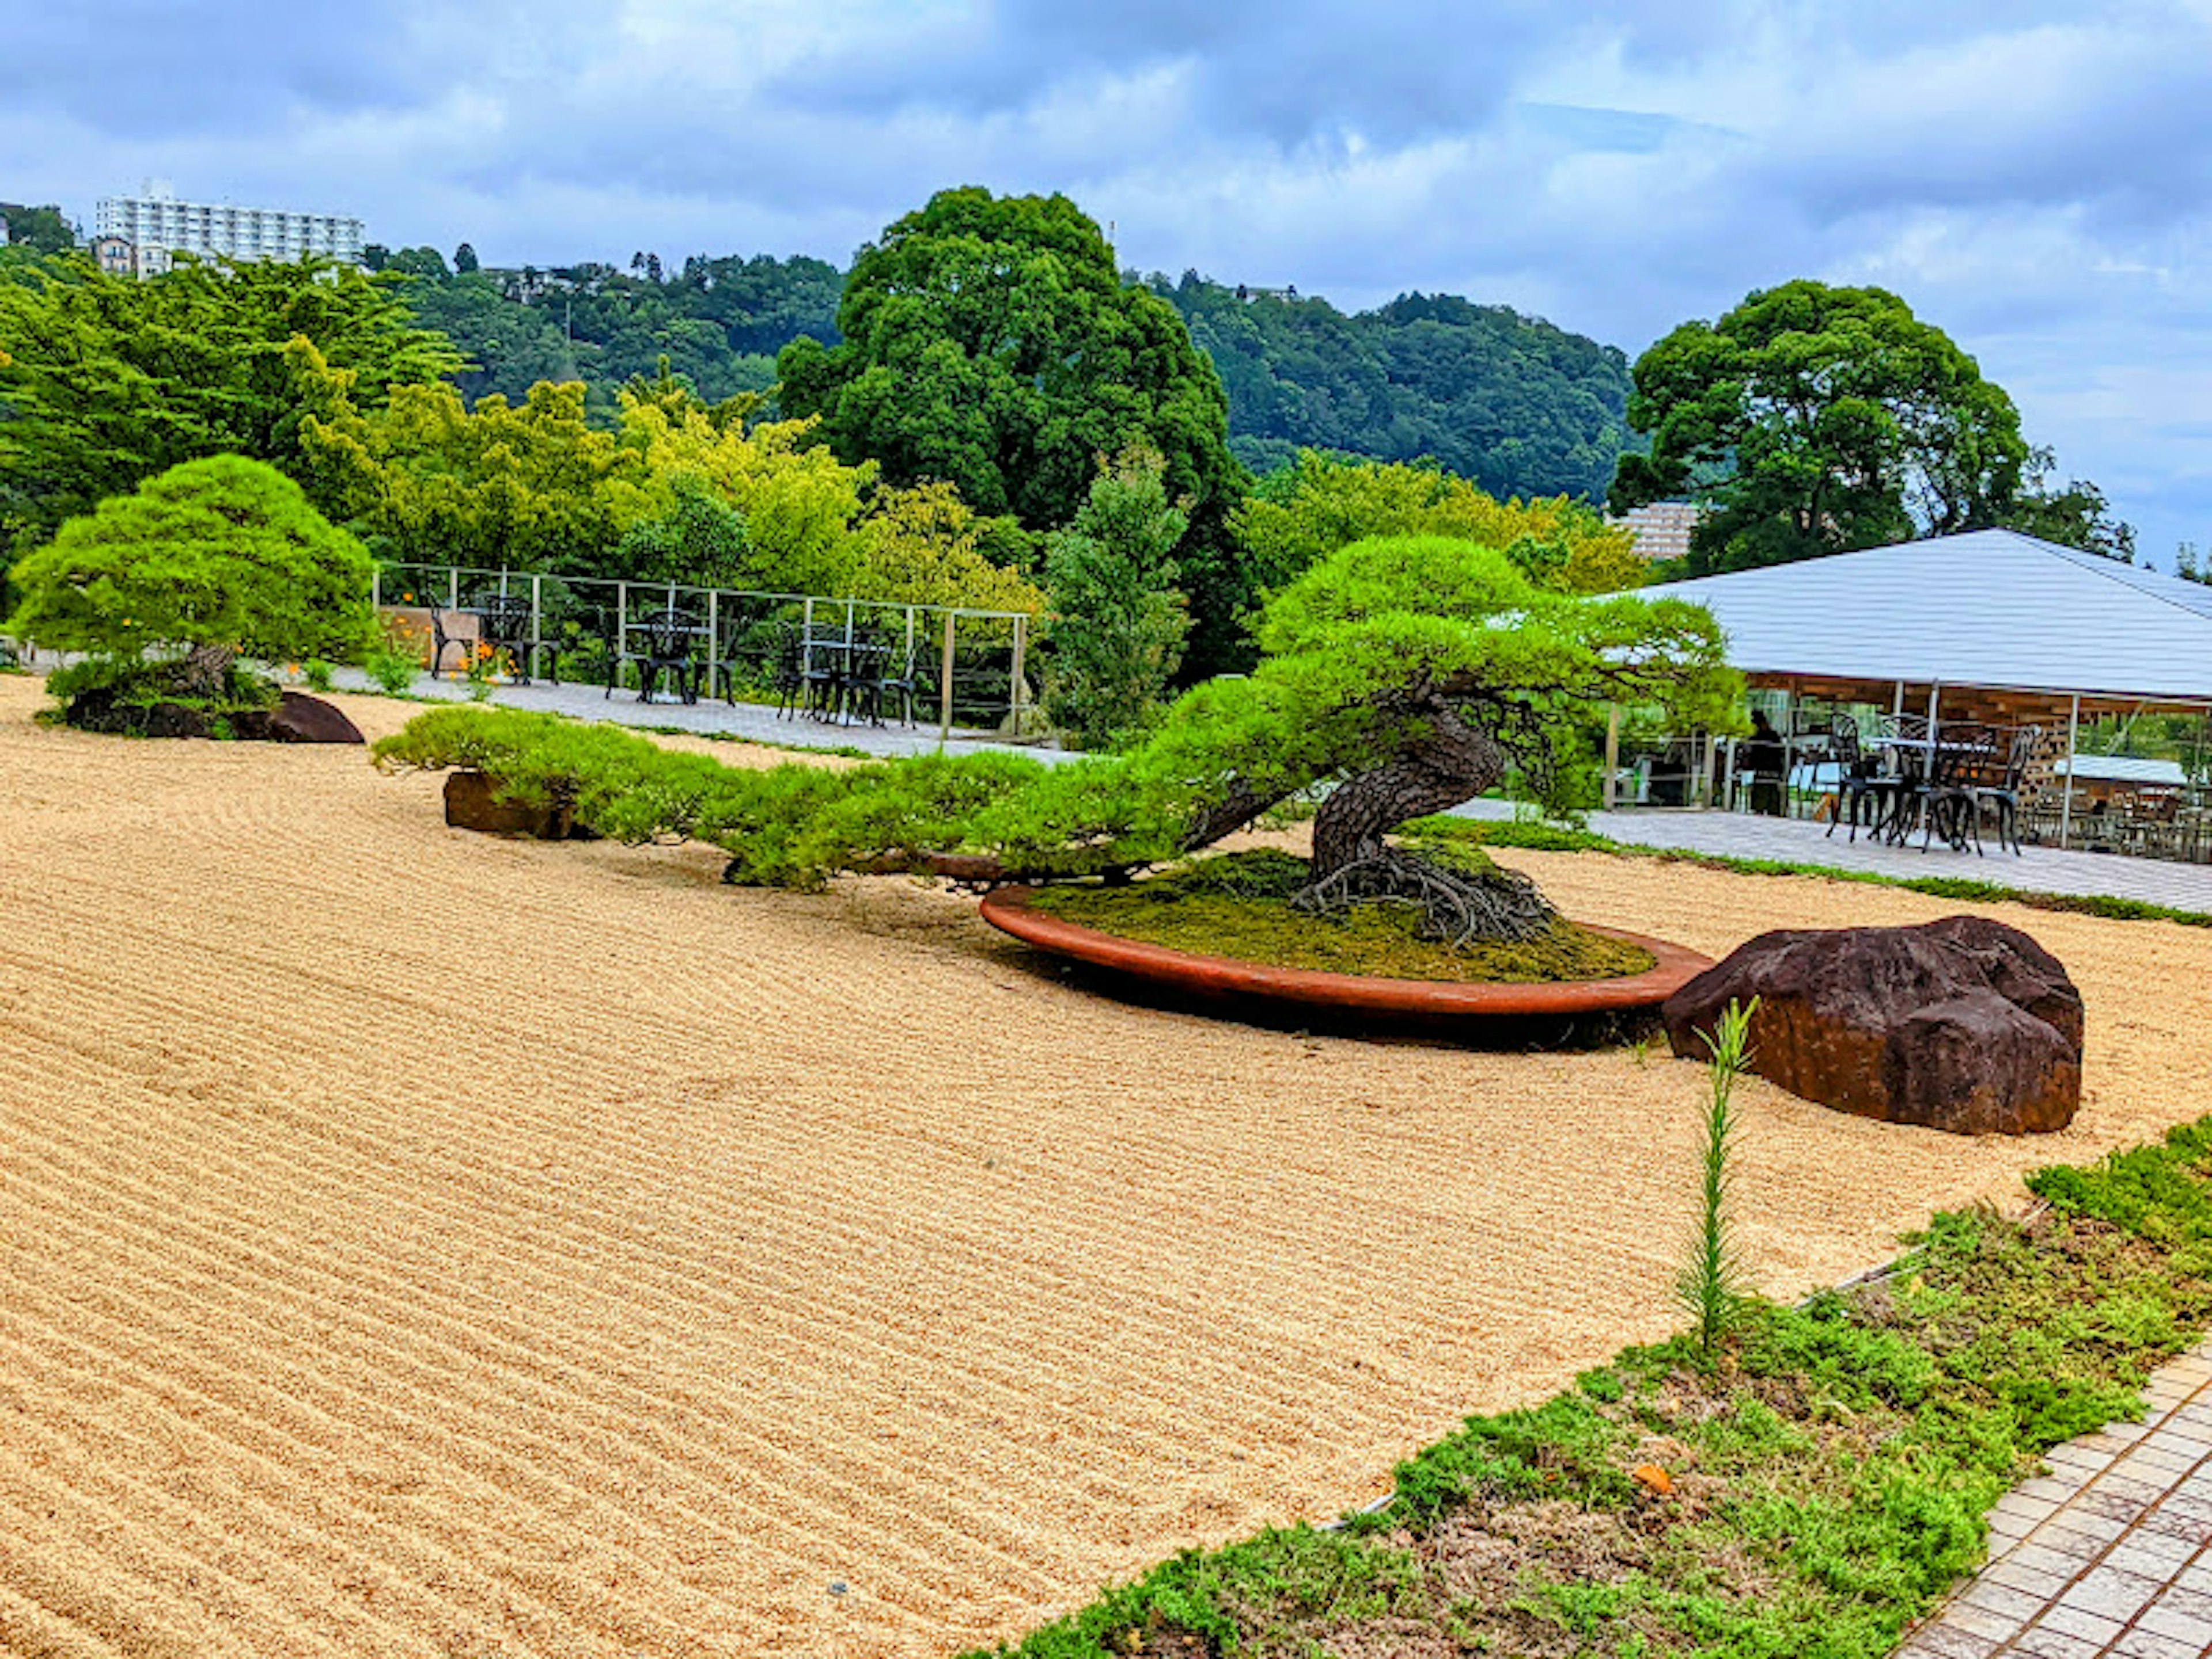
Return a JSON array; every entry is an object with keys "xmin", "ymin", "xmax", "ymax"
[{"xmin": 1088, "ymin": 535, "xmax": 1737, "ymax": 940}]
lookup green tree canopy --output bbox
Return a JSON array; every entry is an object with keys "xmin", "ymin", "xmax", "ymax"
[
  {"xmin": 300, "ymin": 375, "xmax": 651, "ymax": 574},
  {"xmin": 1, "ymin": 203, "xmax": 77, "ymax": 255},
  {"xmin": 1235, "ymin": 450, "xmax": 1649, "ymax": 600},
  {"xmin": 1609, "ymin": 280, "xmax": 2032, "ymax": 573},
  {"xmin": 6, "ymin": 454, "xmax": 376, "ymax": 666},
  {"xmin": 0, "ymin": 253, "xmax": 463, "ymax": 558},
  {"xmin": 777, "ymin": 187, "xmax": 1251, "ymax": 671},
  {"xmin": 1043, "ymin": 446, "xmax": 1192, "ymax": 750}
]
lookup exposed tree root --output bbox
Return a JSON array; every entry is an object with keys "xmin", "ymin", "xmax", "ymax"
[{"xmin": 1291, "ymin": 847, "xmax": 1558, "ymax": 946}]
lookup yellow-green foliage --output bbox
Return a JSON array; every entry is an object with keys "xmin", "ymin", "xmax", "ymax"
[
  {"xmin": 301, "ymin": 367, "xmax": 653, "ymax": 572},
  {"xmin": 1236, "ymin": 449, "xmax": 1649, "ymax": 599}
]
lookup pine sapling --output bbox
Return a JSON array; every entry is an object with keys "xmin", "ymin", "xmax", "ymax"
[{"xmin": 1677, "ymin": 997, "xmax": 1757, "ymax": 1365}]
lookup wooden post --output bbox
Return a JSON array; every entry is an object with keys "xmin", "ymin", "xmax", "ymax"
[
  {"xmin": 529, "ymin": 573, "xmax": 543, "ymax": 679},
  {"xmin": 939, "ymin": 611, "xmax": 957, "ymax": 744},
  {"xmin": 2060, "ymin": 692, "xmax": 2081, "ymax": 849},
  {"xmin": 704, "ymin": 588, "xmax": 719, "ymax": 699},
  {"xmin": 1008, "ymin": 613, "xmax": 1027, "ymax": 733},
  {"xmin": 372, "ymin": 567, "xmax": 381, "ymax": 611},
  {"xmin": 616, "ymin": 581, "xmax": 629, "ymax": 694},
  {"xmin": 1602, "ymin": 704, "xmax": 1620, "ymax": 812}
]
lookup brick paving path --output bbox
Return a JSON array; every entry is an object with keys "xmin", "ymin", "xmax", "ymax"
[{"xmin": 1897, "ymin": 1342, "xmax": 2212, "ymax": 1658}]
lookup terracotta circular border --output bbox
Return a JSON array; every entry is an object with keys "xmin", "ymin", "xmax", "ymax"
[{"xmin": 980, "ymin": 886, "xmax": 1713, "ymax": 1020}]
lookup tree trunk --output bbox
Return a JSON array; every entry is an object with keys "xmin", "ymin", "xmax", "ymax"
[
  {"xmin": 1309, "ymin": 695, "xmax": 1509, "ymax": 881},
  {"xmin": 177, "ymin": 643, "xmax": 238, "ymax": 699},
  {"xmin": 1294, "ymin": 693, "xmax": 1554, "ymax": 945}
]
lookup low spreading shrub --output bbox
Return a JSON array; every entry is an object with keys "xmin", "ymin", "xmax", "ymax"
[{"xmin": 966, "ymin": 1120, "xmax": 2212, "ymax": 1658}]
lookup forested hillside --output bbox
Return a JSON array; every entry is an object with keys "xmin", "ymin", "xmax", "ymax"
[
  {"xmin": 393, "ymin": 247, "xmax": 1633, "ymax": 503},
  {"xmin": 1150, "ymin": 272, "xmax": 1635, "ymax": 501},
  {"xmin": 374, "ymin": 247, "xmax": 843, "ymax": 408}
]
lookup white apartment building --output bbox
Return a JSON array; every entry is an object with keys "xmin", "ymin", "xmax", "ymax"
[{"xmin": 94, "ymin": 181, "xmax": 365, "ymax": 268}]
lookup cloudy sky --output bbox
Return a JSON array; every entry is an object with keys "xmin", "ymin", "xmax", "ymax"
[{"xmin": 9, "ymin": 1, "xmax": 2210, "ymax": 562}]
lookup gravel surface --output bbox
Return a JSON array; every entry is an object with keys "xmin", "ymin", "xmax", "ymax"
[{"xmin": 3, "ymin": 673, "xmax": 2207, "ymax": 1657}]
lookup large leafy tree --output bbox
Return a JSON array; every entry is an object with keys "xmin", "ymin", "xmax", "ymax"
[
  {"xmin": 0, "ymin": 254, "xmax": 462, "ymax": 558},
  {"xmin": 1610, "ymin": 281, "xmax": 2031, "ymax": 573},
  {"xmin": 777, "ymin": 188, "xmax": 1252, "ymax": 672},
  {"xmin": 1236, "ymin": 450, "xmax": 1648, "ymax": 600},
  {"xmin": 6, "ymin": 454, "xmax": 377, "ymax": 687},
  {"xmin": 301, "ymin": 374, "xmax": 652, "ymax": 575},
  {"xmin": 1, "ymin": 203, "xmax": 78, "ymax": 255}
]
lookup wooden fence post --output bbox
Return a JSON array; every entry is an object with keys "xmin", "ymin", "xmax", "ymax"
[{"xmin": 940, "ymin": 611, "xmax": 957, "ymax": 744}]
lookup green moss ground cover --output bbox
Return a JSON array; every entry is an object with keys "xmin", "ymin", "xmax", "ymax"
[
  {"xmin": 968, "ymin": 1121, "xmax": 2212, "ymax": 1658},
  {"xmin": 1028, "ymin": 850, "xmax": 1655, "ymax": 983}
]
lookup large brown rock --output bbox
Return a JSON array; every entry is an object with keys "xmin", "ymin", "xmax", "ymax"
[
  {"xmin": 265, "ymin": 691, "xmax": 364, "ymax": 744},
  {"xmin": 442, "ymin": 770, "xmax": 594, "ymax": 840},
  {"xmin": 1661, "ymin": 916, "xmax": 2083, "ymax": 1135}
]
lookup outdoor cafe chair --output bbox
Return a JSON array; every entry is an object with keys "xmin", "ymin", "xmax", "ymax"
[
  {"xmin": 539, "ymin": 602, "xmax": 618, "ymax": 689},
  {"xmin": 839, "ymin": 630, "xmax": 907, "ymax": 726},
  {"xmin": 1965, "ymin": 725, "xmax": 2040, "ymax": 857},
  {"xmin": 1915, "ymin": 722, "xmax": 2003, "ymax": 854},
  {"xmin": 1824, "ymin": 713, "xmax": 1903, "ymax": 843}
]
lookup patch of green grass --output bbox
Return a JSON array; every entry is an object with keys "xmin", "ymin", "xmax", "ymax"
[
  {"xmin": 966, "ymin": 1120, "xmax": 2212, "ymax": 1659},
  {"xmin": 1028, "ymin": 851, "xmax": 1657, "ymax": 983}
]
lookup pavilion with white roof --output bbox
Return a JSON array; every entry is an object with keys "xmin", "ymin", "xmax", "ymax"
[{"xmin": 1624, "ymin": 529, "xmax": 2212, "ymax": 844}]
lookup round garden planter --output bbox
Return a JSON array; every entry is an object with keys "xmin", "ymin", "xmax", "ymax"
[{"xmin": 980, "ymin": 885, "xmax": 1714, "ymax": 1027}]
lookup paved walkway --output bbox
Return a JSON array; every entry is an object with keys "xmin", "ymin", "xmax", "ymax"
[
  {"xmin": 1897, "ymin": 1340, "xmax": 2212, "ymax": 1658},
  {"xmin": 325, "ymin": 664, "xmax": 1077, "ymax": 766},
  {"xmin": 1453, "ymin": 798, "xmax": 2212, "ymax": 915}
]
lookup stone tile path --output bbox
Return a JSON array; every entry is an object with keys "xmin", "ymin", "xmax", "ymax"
[
  {"xmin": 1452, "ymin": 798, "xmax": 2212, "ymax": 916},
  {"xmin": 321, "ymin": 663, "xmax": 1075, "ymax": 766},
  {"xmin": 1897, "ymin": 1340, "xmax": 2212, "ymax": 1658}
]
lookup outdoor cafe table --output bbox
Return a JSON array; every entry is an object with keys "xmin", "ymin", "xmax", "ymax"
[
  {"xmin": 800, "ymin": 634, "xmax": 892, "ymax": 726},
  {"xmin": 471, "ymin": 594, "xmax": 536, "ymax": 683},
  {"xmin": 624, "ymin": 609, "xmax": 709, "ymax": 704}
]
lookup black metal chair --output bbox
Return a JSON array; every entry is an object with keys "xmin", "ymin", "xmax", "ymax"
[
  {"xmin": 1966, "ymin": 725, "xmax": 2041, "ymax": 857},
  {"xmin": 538, "ymin": 603, "xmax": 619, "ymax": 688},
  {"xmin": 1825, "ymin": 713, "xmax": 1902, "ymax": 842},
  {"xmin": 798, "ymin": 627, "xmax": 851, "ymax": 720},
  {"xmin": 1916, "ymin": 723, "xmax": 2002, "ymax": 853}
]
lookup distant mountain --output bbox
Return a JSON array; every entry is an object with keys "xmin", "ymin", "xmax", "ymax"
[
  {"xmin": 397, "ymin": 248, "xmax": 1634, "ymax": 502},
  {"xmin": 383, "ymin": 249, "xmax": 843, "ymax": 408},
  {"xmin": 1147, "ymin": 272, "xmax": 1637, "ymax": 503}
]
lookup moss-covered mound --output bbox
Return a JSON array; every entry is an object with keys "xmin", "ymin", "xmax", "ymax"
[{"xmin": 1028, "ymin": 850, "xmax": 1656, "ymax": 983}]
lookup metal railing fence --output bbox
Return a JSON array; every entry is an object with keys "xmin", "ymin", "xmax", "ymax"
[{"xmin": 373, "ymin": 564, "xmax": 1040, "ymax": 740}]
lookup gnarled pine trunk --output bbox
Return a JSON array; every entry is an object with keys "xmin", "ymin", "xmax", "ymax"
[{"xmin": 1297, "ymin": 692, "xmax": 1558, "ymax": 945}]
